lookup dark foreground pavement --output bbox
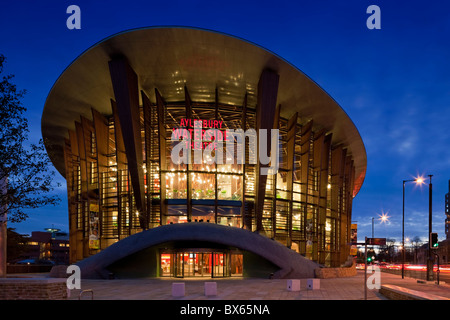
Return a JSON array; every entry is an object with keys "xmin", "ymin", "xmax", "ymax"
[
  {"xmin": 3, "ymin": 270, "xmax": 448, "ymax": 319},
  {"xmin": 60, "ymin": 270, "xmax": 450, "ymax": 300}
]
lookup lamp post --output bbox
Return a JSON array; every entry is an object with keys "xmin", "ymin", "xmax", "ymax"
[
  {"xmin": 402, "ymin": 177, "xmax": 423, "ymax": 279},
  {"xmin": 372, "ymin": 217, "xmax": 374, "ymax": 239},
  {"xmin": 427, "ymin": 175, "xmax": 433, "ymax": 281}
]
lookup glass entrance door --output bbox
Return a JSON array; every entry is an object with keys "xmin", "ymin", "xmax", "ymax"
[
  {"xmin": 202, "ymin": 252, "xmax": 212, "ymax": 277},
  {"xmin": 184, "ymin": 253, "xmax": 195, "ymax": 277},
  {"xmin": 160, "ymin": 250, "xmax": 242, "ymax": 278},
  {"xmin": 174, "ymin": 252, "xmax": 184, "ymax": 278},
  {"xmin": 212, "ymin": 253, "xmax": 224, "ymax": 277},
  {"xmin": 231, "ymin": 253, "xmax": 243, "ymax": 276}
]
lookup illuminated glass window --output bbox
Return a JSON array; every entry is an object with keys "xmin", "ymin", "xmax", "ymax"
[
  {"xmin": 276, "ymin": 171, "xmax": 289, "ymax": 200},
  {"xmin": 191, "ymin": 173, "xmax": 215, "ymax": 200},
  {"xmin": 291, "ymin": 203, "xmax": 303, "ymax": 232},
  {"xmin": 165, "ymin": 172, "xmax": 187, "ymax": 199},
  {"xmin": 217, "ymin": 174, "xmax": 242, "ymax": 200}
]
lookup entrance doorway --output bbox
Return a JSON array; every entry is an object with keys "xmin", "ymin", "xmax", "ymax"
[{"xmin": 160, "ymin": 250, "xmax": 243, "ymax": 278}]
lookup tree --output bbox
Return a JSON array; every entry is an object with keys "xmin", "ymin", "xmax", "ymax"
[
  {"xmin": 411, "ymin": 236, "xmax": 423, "ymax": 264},
  {"xmin": 0, "ymin": 54, "xmax": 60, "ymax": 223}
]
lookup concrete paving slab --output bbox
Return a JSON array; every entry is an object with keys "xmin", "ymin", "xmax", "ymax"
[{"xmin": 6, "ymin": 270, "xmax": 450, "ymax": 301}]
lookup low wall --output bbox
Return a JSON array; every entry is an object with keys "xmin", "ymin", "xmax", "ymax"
[
  {"xmin": 380, "ymin": 285, "xmax": 450, "ymax": 300},
  {"xmin": 314, "ymin": 263, "xmax": 357, "ymax": 279},
  {"xmin": 0, "ymin": 278, "xmax": 67, "ymax": 300},
  {"xmin": 7, "ymin": 264, "xmax": 53, "ymax": 274},
  {"xmin": 49, "ymin": 265, "xmax": 70, "ymax": 278}
]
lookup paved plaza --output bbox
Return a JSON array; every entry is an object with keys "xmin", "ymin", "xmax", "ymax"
[{"xmin": 64, "ymin": 270, "xmax": 450, "ymax": 300}]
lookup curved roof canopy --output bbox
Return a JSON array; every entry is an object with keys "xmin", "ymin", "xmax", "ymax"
[
  {"xmin": 42, "ymin": 26, "xmax": 366, "ymax": 196},
  {"xmin": 76, "ymin": 223, "xmax": 320, "ymax": 279}
]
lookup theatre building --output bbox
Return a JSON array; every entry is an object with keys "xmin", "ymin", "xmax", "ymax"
[{"xmin": 42, "ymin": 27, "xmax": 366, "ymax": 279}]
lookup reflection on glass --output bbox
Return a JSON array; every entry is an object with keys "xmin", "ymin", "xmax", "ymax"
[
  {"xmin": 231, "ymin": 254, "xmax": 243, "ymax": 275},
  {"xmin": 166, "ymin": 205, "xmax": 187, "ymax": 224},
  {"xmin": 192, "ymin": 206, "xmax": 215, "ymax": 222},
  {"xmin": 217, "ymin": 206, "xmax": 241, "ymax": 227},
  {"xmin": 161, "ymin": 253, "xmax": 171, "ymax": 276},
  {"xmin": 292, "ymin": 203, "xmax": 302, "ymax": 231},
  {"xmin": 166, "ymin": 216, "xmax": 188, "ymax": 224},
  {"xmin": 293, "ymin": 182, "xmax": 301, "ymax": 201},
  {"xmin": 276, "ymin": 171, "xmax": 289, "ymax": 199},
  {"xmin": 217, "ymin": 174, "xmax": 241, "ymax": 200}
]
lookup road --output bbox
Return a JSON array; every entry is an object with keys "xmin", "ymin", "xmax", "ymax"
[{"xmin": 378, "ymin": 264, "xmax": 450, "ymax": 283}]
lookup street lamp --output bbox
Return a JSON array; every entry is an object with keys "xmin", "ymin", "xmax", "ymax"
[
  {"xmin": 402, "ymin": 177, "xmax": 424, "ymax": 279},
  {"xmin": 427, "ymin": 175, "xmax": 433, "ymax": 281},
  {"xmin": 378, "ymin": 211, "xmax": 390, "ymax": 224},
  {"xmin": 372, "ymin": 211, "xmax": 389, "ymax": 239},
  {"xmin": 372, "ymin": 217, "xmax": 374, "ymax": 238}
]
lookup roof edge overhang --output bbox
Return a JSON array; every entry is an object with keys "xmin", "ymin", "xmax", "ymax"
[{"xmin": 41, "ymin": 26, "xmax": 367, "ymax": 196}]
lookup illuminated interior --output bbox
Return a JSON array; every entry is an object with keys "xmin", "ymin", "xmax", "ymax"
[
  {"xmin": 63, "ymin": 98, "xmax": 355, "ymax": 268},
  {"xmin": 48, "ymin": 28, "xmax": 365, "ymax": 273},
  {"xmin": 160, "ymin": 250, "xmax": 243, "ymax": 278}
]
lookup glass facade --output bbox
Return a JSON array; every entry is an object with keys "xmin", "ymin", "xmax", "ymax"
[
  {"xmin": 35, "ymin": 25, "xmax": 370, "ymax": 280},
  {"xmin": 64, "ymin": 96, "xmax": 356, "ymax": 269}
]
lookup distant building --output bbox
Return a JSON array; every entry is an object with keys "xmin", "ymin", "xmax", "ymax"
[
  {"xmin": 416, "ymin": 240, "xmax": 449, "ymax": 266},
  {"xmin": 19, "ymin": 229, "xmax": 69, "ymax": 265},
  {"xmin": 436, "ymin": 239, "xmax": 450, "ymax": 265}
]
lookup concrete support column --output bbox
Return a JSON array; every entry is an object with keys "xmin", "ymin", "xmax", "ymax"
[
  {"xmin": 109, "ymin": 59, "xmax": 147, "ymax": 229},
  {"xmin": 255, "ymin": 69, "xmax": 279, "ymax": 233}
]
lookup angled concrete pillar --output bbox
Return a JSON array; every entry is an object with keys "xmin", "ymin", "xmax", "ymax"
[
  {"xmin": 92, "ymin": 109, "xmax": 109, "ymax": 180},
  {"xmin": 92, "ymin": 109, "xmax": 110, "ymax": 249},
  {"xmin": 75, "ymin": 121, "xmax": 90, "ymax": 257},
  {"xmin": 241, "ymin": 93, "xmax": 248, "ymax": 229},
  {"xmin": 185, "ymin": 87, "xmax": 193, "ymax": 221},
  {"xmin": 299, "ymin": 120, "xmax": 313, "ymax": 255},
  {"xmin": 155, "ymin": 89, "xmax": 167, "ymax": 225},
  {"xmin": 286, "ymin": 112, "xmax": 298, "ymax": 247},
  {"xmin": 141, "ymin": 91, "xmax": 154, "ymax": 228},
  {"xmin": 67, "ymin": 129, "xmax": 84, "ymax": 261},
  {"xmin": 109, "ymin": 59, "xmax": 147, "ymax": 229},
  {"xmin": 111, "ymin": 99, "xmax": 130, "ymax": 238},
  {"xmin": 342, "ymin": 156, "xmax": 355, "ymax": 262},
  {"xmin": 255, "ymin": 69, "xmax": 279, "ymax": 233},
  {"xmin": 313, "ymin": 131, "xmax": 332, "ymax": 264}
]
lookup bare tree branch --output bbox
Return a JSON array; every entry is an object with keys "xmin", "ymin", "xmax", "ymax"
[{"xmin": 0, "ymin": 54, "xmax": 60, "ymax": 223}]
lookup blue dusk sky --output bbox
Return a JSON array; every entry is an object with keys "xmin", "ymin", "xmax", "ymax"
[{"xmin": 1, "ymin": 1, "xmax": 450, "ymax": 245}]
